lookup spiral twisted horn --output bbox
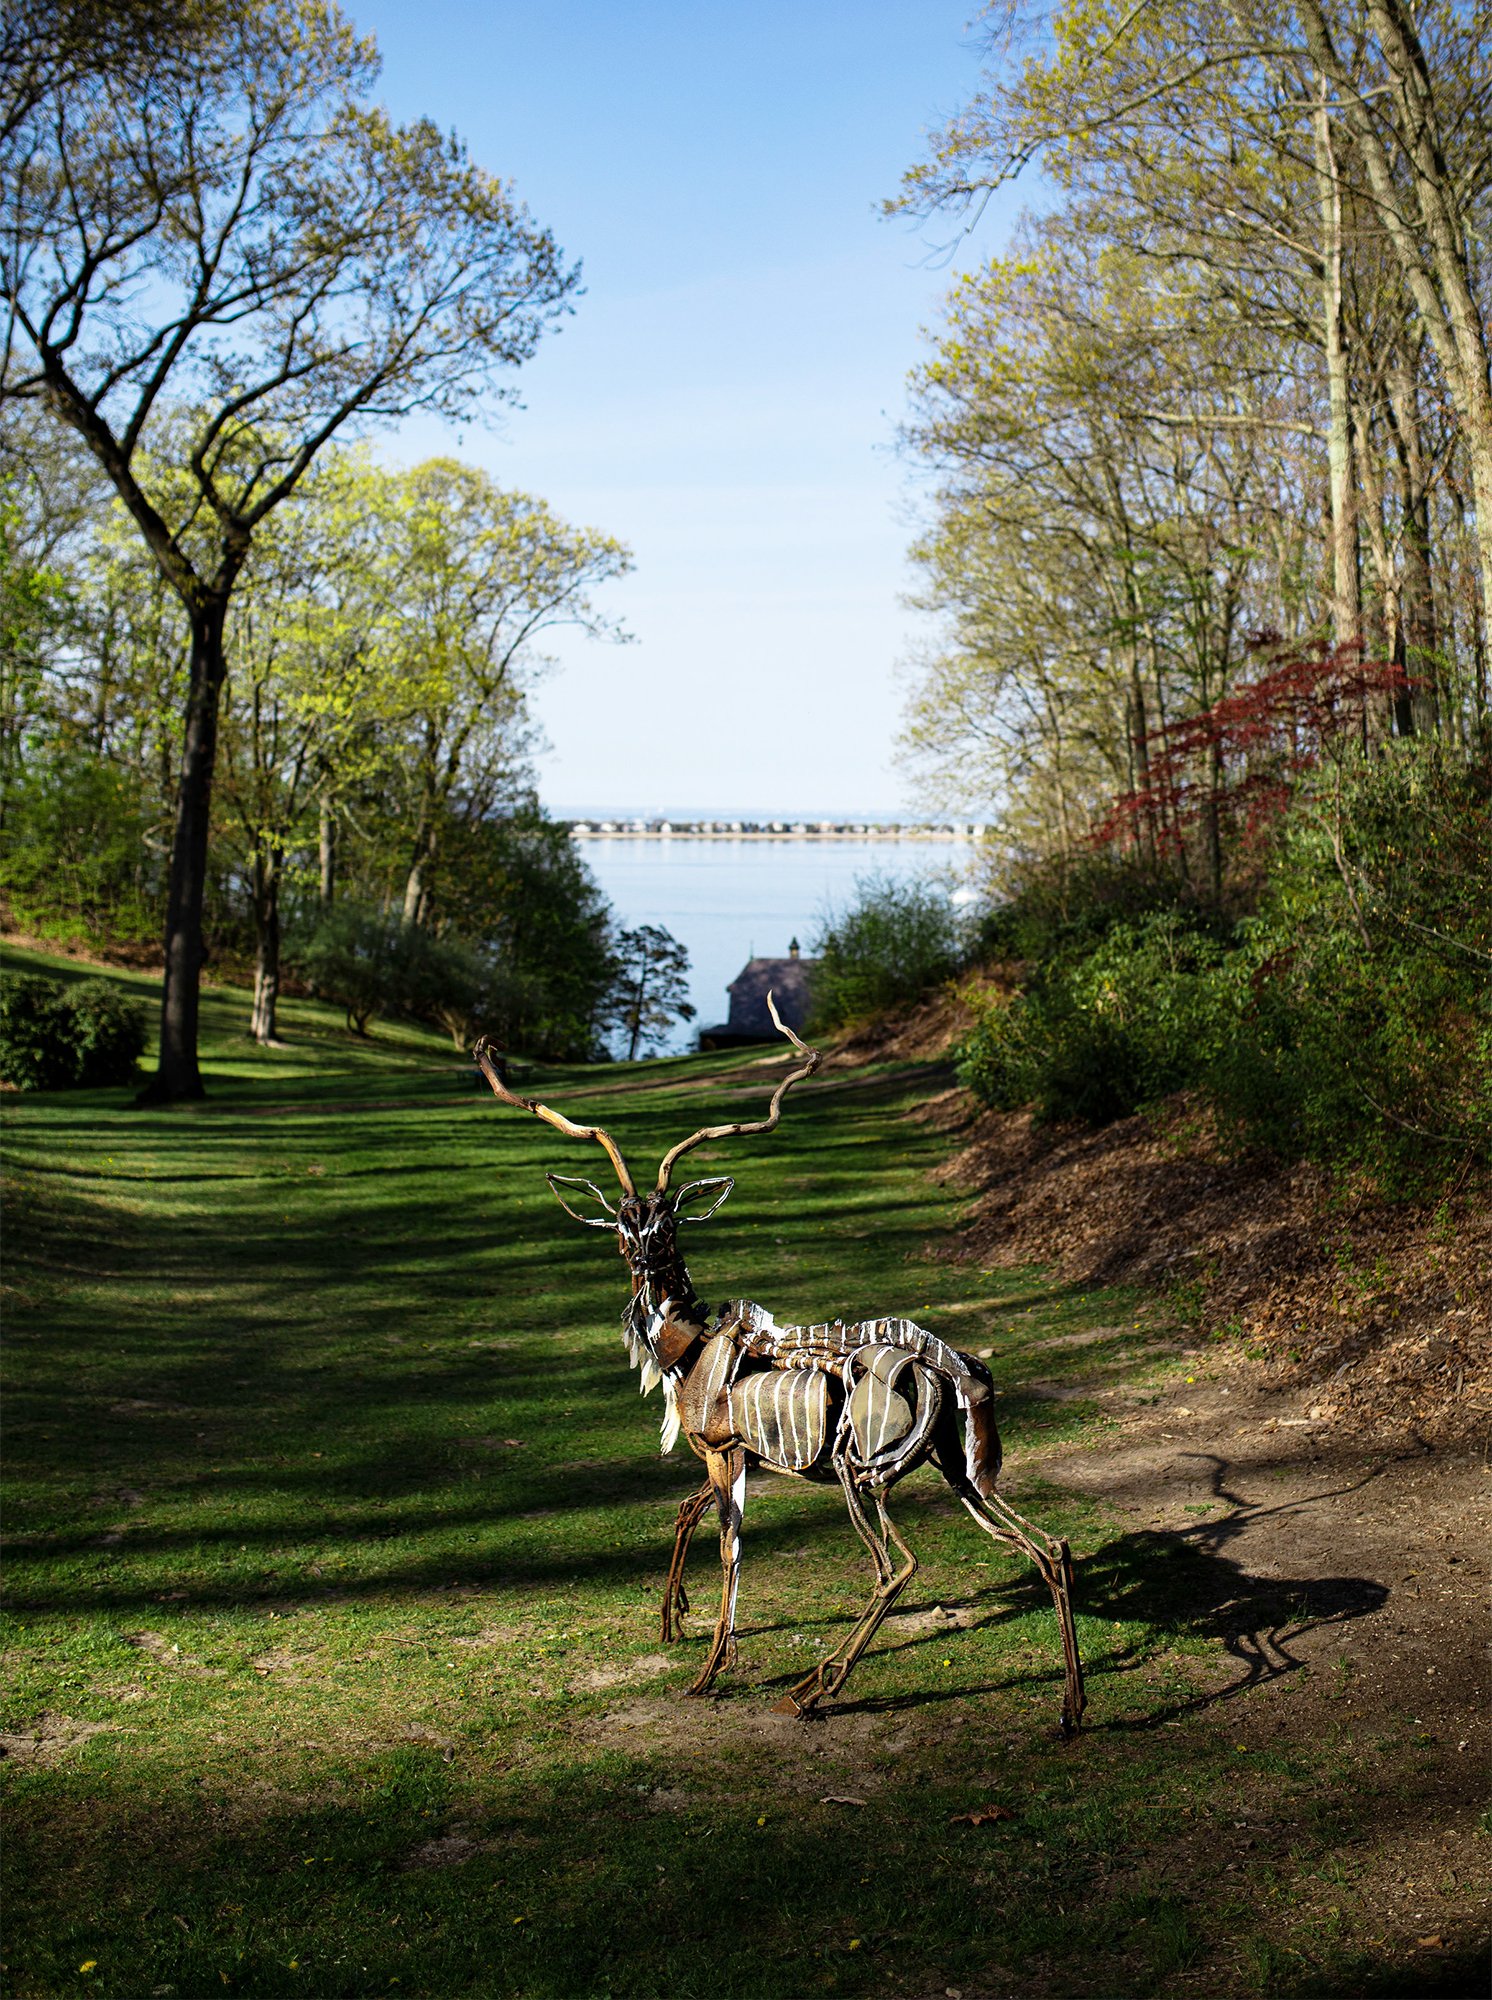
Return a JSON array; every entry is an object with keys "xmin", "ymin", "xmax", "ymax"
[
  {"xmin": 654, "ymin": 993, "xmax": 821, "ymax": 1192},
  {"xmin": 473, "ymin": 1038, "xmax": 637, "ymax": 1195}
]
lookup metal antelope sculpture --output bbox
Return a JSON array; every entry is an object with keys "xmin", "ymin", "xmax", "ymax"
[{"xmin": 474, "ymin": 1005, "xmax": 1085, "ymax": 1732}]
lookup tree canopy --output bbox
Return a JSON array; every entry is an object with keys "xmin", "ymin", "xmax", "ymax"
[
  {"xmin": 894, "ymin": 0, "xmax": 1490, "ymax": 883},
  {"xmin": 2, "ymin": 0, "xmax": 579, "ymax": 1098}
]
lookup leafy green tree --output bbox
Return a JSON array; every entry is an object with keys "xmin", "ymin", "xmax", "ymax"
[
  {"xmin": 0, "ymin": 491, "xmax": 68, "ymax": 820},
  {"xmin": 892, "ymin": 0, "xmax": 1490, "ymax": 880},
  {"xmin": 0, "ymin": 750, "xmax": 159, "ymax": 944},
  {"xmin": 2, "ymin": 0, "xmax": 577, "ymax": 1100},
  {"xmin": 208, "ymin": 451, "xmax": 628, "ymax": 1043},
  {"xmin": 213, "ymin": 446, "xmax": 403, "ymax": 1043},
  {"xmin": 810, "ymin": 877, "xmax": 965, "ymax": 1030},
  {"xmin": 607, "ymin": 925, "xmax": 696, "ymax": 1062},
  {"xmin": 426, "ymin": 806, "xmax": 619, "ymax": 1061},
  {"xmin": 296, "ymin": 905, "xmax": 482, "ymax": 1039},
  {"xmin": 373, "ymin": 461, "xmax": 631, "ymax": 927}
]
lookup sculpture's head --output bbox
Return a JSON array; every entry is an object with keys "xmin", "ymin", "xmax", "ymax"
[
  {"xmin": 473, "ymin": 993, "xmax": 819, "ymax": 1284},
  {"xmin": 540, "ymin": 1180, "xmax": 734, "ymax": 1288}
]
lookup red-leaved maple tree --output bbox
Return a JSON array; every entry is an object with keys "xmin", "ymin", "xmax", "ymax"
[{"xmin": 1094, "ymin": 641, "xmax": 1416, "ymax": 879}]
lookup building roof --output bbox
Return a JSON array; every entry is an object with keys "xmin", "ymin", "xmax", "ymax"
[{"xmin": 722, "ymin": 952, "xmax": 816, "ymax": 1037}]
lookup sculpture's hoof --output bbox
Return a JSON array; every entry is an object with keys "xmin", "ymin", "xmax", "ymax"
[{"xmin": 771, "ymin": 1693, "xmax": 806, "ymax": 1716}]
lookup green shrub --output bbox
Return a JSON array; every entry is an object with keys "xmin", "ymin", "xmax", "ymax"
[
  {"xmin": 295, "ymin": 906, "xmax": 483, "ymax": 1037},
  {"xmin": 0, "ymin": 973, "xmax": 73, "ymax": 1088},
  {"xmin": 959, "ymin": 746, "xmax": 1491, "ymax": 1177},
  {"xmin": 959, "ymin": 912, "xmax": 1226, "ymax": 1123},
  {"xmin": 0, "ymin": 973, "xmax": 146, "ymax": 1090},
  {"xmin": 810, "ymin": 876, "xmax": 965, "ymax": 1030},
  {"xmin": 973, "ymin": 853, "xmax": 1195, "ymax": 964},
  {"xmin": 68, "ymin": 979, "xmax": 148, "ymax": 1085},
  {"xmin": 1206, "ymin": 749, "xmax": 1492, "ymax": 1171}
]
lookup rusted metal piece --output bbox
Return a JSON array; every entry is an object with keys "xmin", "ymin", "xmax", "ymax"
[{"xmin": 476, "ymin": 1007, "xmax": 1086, "ymax": 1735}]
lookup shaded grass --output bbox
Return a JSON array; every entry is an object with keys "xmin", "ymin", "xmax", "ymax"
[{"xmin": 2, "ymin": 948, "xmax": 1474, "ymax": 1998}]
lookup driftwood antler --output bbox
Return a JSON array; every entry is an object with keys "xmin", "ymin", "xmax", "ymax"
[
  {"xmin": 655, "ymin": 992, "xmax": 821, "ymax": 1192},
  {"xmin": 472, "ymin": 1038, "xmax": 637, "ymax": 1195}
]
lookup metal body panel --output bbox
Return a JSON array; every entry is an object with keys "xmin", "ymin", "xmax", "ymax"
[
  {"xmin": 729, "ymin": 1366, "xmax": 830, "ymax": 1472},
  {"xmin": 675, "ymin": 1331, "xmax": 739, "ymax": 1444},
  {"xmin": 846, "ymin": 1350, "xmax": 915, "ymax": 1460}
]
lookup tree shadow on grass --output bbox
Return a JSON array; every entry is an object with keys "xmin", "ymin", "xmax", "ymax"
[{"xmin": 5, "ymin": 1726, "xmax": 1482, "ymax": 2000}]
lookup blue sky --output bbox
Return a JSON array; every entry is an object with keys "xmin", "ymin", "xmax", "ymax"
[{"xmin": 352, "ymin": 1, "xmax": 1020, "ymax": 814}]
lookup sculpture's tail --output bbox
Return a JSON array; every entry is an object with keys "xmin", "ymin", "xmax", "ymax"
[{"xmin": 953, "ymin": 1357, "xmax": 1002, "ymax": 1499}]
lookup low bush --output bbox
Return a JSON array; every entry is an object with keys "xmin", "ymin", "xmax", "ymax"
[
  {"xmin": 959, "ymin": 912, "xmax": 1227, "ymax": 1124},
  {"xmin": 959, "ymin": 747, "xmax": 1492, "ymax": 1177},
  {"xmin": 1207, "ymin": 750, "xmax": 1492, "ymax": 1171},
  {"xmin": 0, "ymin": 974, "xmax": 72, "ymax": 1088},
  {"xmin": 810, "ymin": 876, "xmax": 965, "ymax": 1030},
  {"xmin": 972, "ymin": 852, "xmax": 1199, "ymax": 964},
  {"xmin": 0, "ymin": 973, "xmax": 146, "ymax": 1090},
  {"xmin": 295, "ymin": 906, "xmax": 483, "ymax": 1037},
  {"xmin": 69, "ymin": 979, "xmax": 150, "ymax": 1085}
]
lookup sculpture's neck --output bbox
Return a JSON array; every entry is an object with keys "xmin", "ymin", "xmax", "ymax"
[
  {"xmin": 627, "ymin": 1263, "xmax": 703, "ymax": 1334},
  {"xmin": 623, "ymin": 1243, "xmax": 705, "ymax": 1366}
]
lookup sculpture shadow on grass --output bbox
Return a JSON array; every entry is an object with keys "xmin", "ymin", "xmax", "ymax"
[{"xmin": 788, "ymin": 1456, "xmax": 1390, "ymax": 1726}]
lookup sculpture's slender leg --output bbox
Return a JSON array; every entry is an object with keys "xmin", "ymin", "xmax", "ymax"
[
  {"xmin": 959, "ymin": 1491, "xmax": 1085, "ymax": 1735},
  {"xmin": 836, "ymin": 1453, "xmax": 893, "ymax": 1586},
  {"xmin": 661, "ymin": 1479, "xmax": 715, "ymax": 1641},
  {"xmin": 684, "ymin": 1448, "xmax": 745, "ymax": 1696},
  {"xmin": 773, "ymin": 1486, "xmax": 917, "ymax": 1716}
]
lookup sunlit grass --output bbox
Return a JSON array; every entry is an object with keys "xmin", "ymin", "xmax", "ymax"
[{"xmin": 2, "ymin": 945, "xmax": 1476, "ymax": 1998}]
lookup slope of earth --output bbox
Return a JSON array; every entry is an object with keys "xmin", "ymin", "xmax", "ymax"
[
  {"xmin": 930, "ymin": 1090, "xmax": 1491, "ymax": 1450},
  {"xmin": 2, "ymin": 961, "xmax": 1487, "ymax": 1999}
]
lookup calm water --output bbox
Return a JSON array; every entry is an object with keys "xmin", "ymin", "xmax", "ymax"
[{"xmin": 575, "ymin": 835, "xmax": 973, "ymax": 1054}]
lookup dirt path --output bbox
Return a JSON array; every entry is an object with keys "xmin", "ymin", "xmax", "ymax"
[{"xmin": 1038, "ymin": 1351, "xmax": 1490, "ymax": 1992}]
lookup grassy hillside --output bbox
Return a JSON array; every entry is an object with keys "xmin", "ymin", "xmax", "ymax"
[{"xmin": 2, "ymin": 950, "xmax": 1481, "ymax": 1998}]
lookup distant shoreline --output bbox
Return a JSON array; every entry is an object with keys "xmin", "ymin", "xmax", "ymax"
[{"xmin": 568, "ymin": 819, "xmax": 983, "ymax": 842}]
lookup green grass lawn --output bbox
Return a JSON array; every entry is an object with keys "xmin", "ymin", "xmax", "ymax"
[{"xmin": 1, "ymin": 946, "xmax": 1475, "ymax": 1999}]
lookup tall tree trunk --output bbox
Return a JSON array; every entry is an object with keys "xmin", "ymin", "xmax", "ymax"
[
  {"xmin": 1351, "ymin": 414, "xmax": 1399, "ymax": 743},
  {"xmin": 250, "ymin": 845, "xmax": 282, "ymax": 1045},
  {"xmin": 1127, "ymin": 655, "xmax": 1155, "ymax": 863},
  {"xmin": 1312, "ymin": 89, "xmax": 1362, "ymax": 664},
  {"xmin": 1383, "ymin": 342, "xmax": 1439, "ymax": 735},
  {"xmin": 1296, "ymin": 0, "xmax": 1492, "ymax": 661},
  {"xmin": 402, "ymin": 819, "xmax": 436, "ymax": 926},
  {"xmin": 1205, "ymin": 738, "xmax": 1224, "ymax": 906},
  {"xmin": 318, "ymin": 792, "xmax": 336, "ymax": 905},
  {"xmin": 627, "ymin": 960, "xmax": 648, "ymax": 1062},
  {"xmin": 136, "ymin": 602, "xmax": 228, "ymax": 1106}
]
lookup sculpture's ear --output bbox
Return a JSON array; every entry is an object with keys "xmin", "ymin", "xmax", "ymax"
[
  {"xmin": 671, "ymin": 1176, "xmax": 734, "ymax": 1222},
  {"xmin": 545, "ymin": 1174, "xmax": 618, "ymax": 1228}
]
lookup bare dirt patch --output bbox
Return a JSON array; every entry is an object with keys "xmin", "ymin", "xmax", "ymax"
[
  {"xmin": 0, "ymin": 1713, "xmax": 117, "ymax": 1764},
  {"xmin": 1051, "ymin": 1359, "xmax": 1489, "ymax": 1994},
  {"xmin": 575, "ymin": 1690, "xmax": 893, "ymax": 1809},
  {"xmin": 835, "ymin": 980, "xmax": 993, "ymax": 1067},
  {"xmin": 571, "ymin": 1651, "xmax": 675, "ymax": 1692},
  {"xmin": 934, "ymin": 1092, "xmax": 1491, "ymax": 1449},
  {"xmin": 400, "ymin": 1830, "xmax": 497, "ymax": 1870}
]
